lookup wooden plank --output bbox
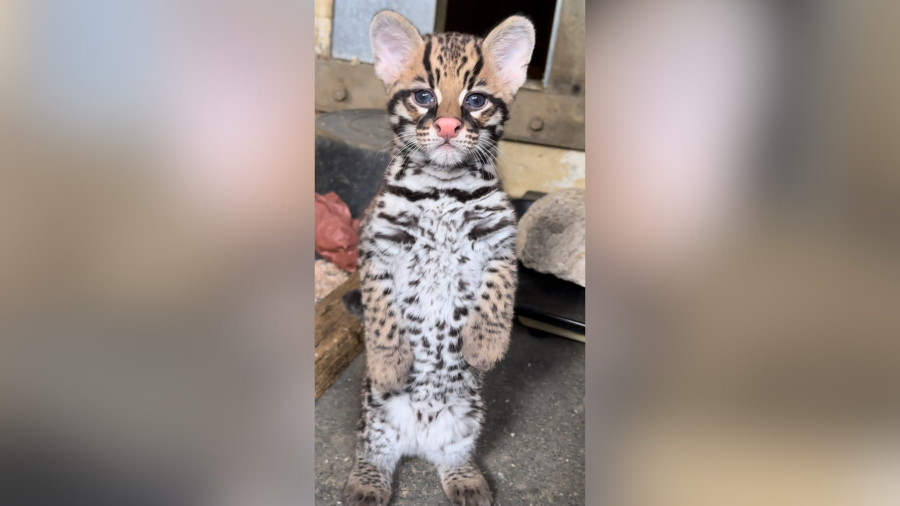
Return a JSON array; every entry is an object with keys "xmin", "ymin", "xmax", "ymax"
[{"xmin": 315, "ymin": 272, "xmax": 365, "ymax": 400}]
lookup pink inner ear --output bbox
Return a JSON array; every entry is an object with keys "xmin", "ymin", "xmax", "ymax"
[
  {"xmin": 489, "ymin": 30, "xmax": 533, "ymax": 90},
  {"xmin": 373, "ymin": 30, "xmax": 415, "ymax": 83},
  {"xmin": 498, "ymin": 46, "xmax": 528, "ymax": 78}
]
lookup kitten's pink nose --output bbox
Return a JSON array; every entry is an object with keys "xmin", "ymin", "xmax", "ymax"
[{"xmin": 434, "ymin": 117, "xmax": 461, "ymax": 140}]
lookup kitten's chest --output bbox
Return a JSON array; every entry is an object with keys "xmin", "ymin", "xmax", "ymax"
[
  {"xmin": 414, "ymin": 200, "xmax": 476, "ymax": 249},
  {"xmin": 392, "ymin": 199, "xmax": 485, "ymax": 304}
]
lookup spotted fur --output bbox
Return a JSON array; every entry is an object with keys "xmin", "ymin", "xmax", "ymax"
[{"xmin": 343, "ymin": 11, "xmax": 534, "ymax": 506}]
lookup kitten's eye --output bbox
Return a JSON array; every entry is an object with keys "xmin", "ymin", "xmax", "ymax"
[
  {"xmin": 464, "ymin": 93, "xmax": 486, "ymax": 109},
  {"xmin": 414, "ymin": 90, "xmax": 435, "ymax": 105}
]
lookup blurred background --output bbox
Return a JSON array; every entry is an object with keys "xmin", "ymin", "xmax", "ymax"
[
  {"xmin": 585, "ymin": 1, "xmax": 900, "ymax": 505},
  {"xmin": 0, "ymin": 1, "xmax": 314, "ymax": 505},
  {"xmin": 1, "ymin": 0, "xmax": 899, "ymax": 505}
]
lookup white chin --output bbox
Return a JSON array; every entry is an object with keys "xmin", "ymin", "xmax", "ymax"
[{"xmin": 429, "ymin": 145, "xmax": 463, "ymax": 167}]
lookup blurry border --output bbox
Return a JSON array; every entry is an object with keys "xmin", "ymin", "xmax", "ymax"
[
  {"xmin": 0, "ymin": 1, "xmax": 316, "ymax": 505},
  {"xmin": 586, "ymin": 1, "xmax": 900, "ymax": 504}
]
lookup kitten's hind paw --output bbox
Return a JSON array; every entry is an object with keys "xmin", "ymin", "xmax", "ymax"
[
  {"xmin": 341, "ymin": 481, "xmax": 391, "ymax": 506},
  {"xmin": 342, "ymin": 462, "xmax": 392, "ymax": 506},
  {"xmin": 440, "ymin": 464, "xmax": 493, "ymax": 506}
]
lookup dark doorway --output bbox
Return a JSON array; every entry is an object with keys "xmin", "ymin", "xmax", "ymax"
[{"xmin": 441, "ymin": 0, "xmax": 558, "ymax": 82}]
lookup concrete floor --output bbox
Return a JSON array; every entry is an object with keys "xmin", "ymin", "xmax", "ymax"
[{"xmin": 315, "ymin": 322, "xmax": 585, "ymax": 505}]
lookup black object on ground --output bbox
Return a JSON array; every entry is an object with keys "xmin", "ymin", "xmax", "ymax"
[{"xmin": 511, "ymin": 192, "xmax": 586, "ymax": 336}]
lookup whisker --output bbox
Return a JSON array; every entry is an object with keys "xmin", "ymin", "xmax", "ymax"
[{"xmin": 477, "ymin": 138, "xmax": 521, "ymax": 188}]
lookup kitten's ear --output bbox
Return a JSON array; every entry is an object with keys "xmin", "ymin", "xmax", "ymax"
[
  {"xmin": 483, "ymin": 16, "xmax": 536, "ymax": 94},
  {"xmin": 370, "ymin": 10, "xmax": 423, "ymax": 86}
]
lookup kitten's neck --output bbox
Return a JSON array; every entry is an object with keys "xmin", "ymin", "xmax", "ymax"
[{"xmin": 385, "ymin": 145, "xmax": 499, "ymax": 187}]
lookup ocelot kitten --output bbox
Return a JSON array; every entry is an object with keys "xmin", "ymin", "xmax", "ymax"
[{"xmin": 342, "ymin": 11, "xmax": 534, "ymax": 506}]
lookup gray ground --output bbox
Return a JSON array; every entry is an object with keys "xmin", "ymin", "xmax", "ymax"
[{"xmin": 315, "ymin": 322, "xmax": 585, "ymax": 505}]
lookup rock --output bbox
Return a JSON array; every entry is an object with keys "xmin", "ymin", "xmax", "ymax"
[{"xmin": 516, "ymin": 188, "xmax": 586, "ymax": 286}]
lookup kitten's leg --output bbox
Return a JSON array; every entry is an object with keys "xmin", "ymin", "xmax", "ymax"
[
  {"xmin": 437, "ymin": 462, "xmax": 492, "ymax": 506},
  {"xmin": 343, "ymin": 379, "xmax": 401, "ymax": 505},
  {"xmin": 461, "ymin": 252, "xmax": 517, "ymax": 371},
  {"xmin": 359, "ymin": 260, "xmax": 412, "ymax": 391},
  {"xmin": 426, "ymin": 402, "xmax": 488, "ymax": 505}
]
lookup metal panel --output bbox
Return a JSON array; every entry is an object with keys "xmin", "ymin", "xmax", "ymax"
[
  {"xmin": 316, "ymin": 58, "xmax": 585, "ymax": 150},
  {"xmin": 545, "ymin": 0, "xmax": 585, "ymax": 96},
  {"xmin": 331, "ymin": 0, "xmax": 437, "ymax": 63}
]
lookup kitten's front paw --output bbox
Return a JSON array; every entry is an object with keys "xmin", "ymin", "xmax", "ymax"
[{"xmin": 341, "ymin": 481, "xmax": 391, "ymax": 506}]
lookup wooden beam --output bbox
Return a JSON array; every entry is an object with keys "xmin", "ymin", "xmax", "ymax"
[{"xmin": 315, "ymin": 272, "xmax": 364, "ymax": 400}]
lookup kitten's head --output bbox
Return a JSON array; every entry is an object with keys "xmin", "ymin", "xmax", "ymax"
[{"xmin": 370, "ymin": 11, "xmax": 535, "ymax": 167}]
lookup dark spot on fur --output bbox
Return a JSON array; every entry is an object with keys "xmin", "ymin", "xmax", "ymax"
[
  {"xmin": 469, "ymin": 217, "xmax": 513, "ymax": 241},
  {"xmin": 374, "ymin": 230, "xmax": 416, "ymax": 245},
  {"xmin": 386, "ymin": 185, "xmax": 439, "ymax": 202},
  {"xmin": 444, "ymin": 185, "xmax": 497, "ymax": 203}
]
